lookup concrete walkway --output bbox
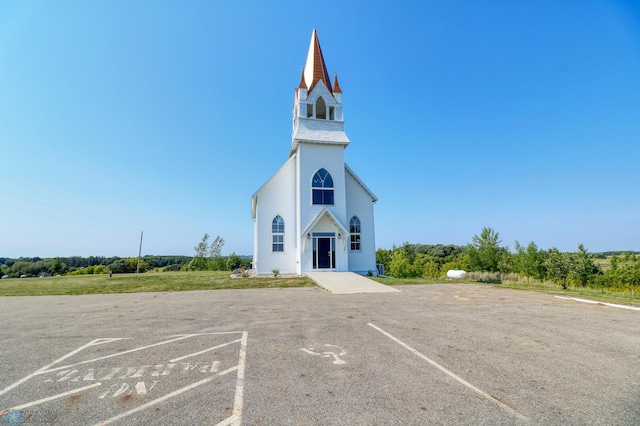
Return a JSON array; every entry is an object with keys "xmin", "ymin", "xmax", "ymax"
[{"xmin": 305, "ymin": 272, "xmax": 401, "ymax": 294}]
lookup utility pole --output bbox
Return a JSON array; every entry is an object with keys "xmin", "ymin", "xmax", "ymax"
[{"xmin": 136, "ymin": 230, "xmax": 143, "ymax": 274}]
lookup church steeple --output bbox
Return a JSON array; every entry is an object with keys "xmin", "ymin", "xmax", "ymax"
[
  {"xmin": 252, "ymin": 28, "xmax": 378, "ymax": 277},
  {"xmin": 303, "ymin": 29, "xmax": 332, "ymax": 93},
  {"xmin": 290, "ymin": 30, "xmax": 349, "ymax": 157}
]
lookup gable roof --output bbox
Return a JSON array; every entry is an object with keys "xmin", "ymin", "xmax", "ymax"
[
  {"xmin": 301, "ymin": 207, "xmax": 349, "ymax": 237},
  {"xmin": 251, "ymin": 154, "xmax": 296, "ymax": 218},
  {"xmin": 345, "ymin": 163, "xmax": 378, "ymax": 203}
]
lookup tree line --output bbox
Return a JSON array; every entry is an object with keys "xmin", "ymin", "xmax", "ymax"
[
  {"xmin": 376, "ymin": 227, "xmax": 640, "ymax": 293},
  {"xmin": 0, "ymin": 255, "xmax": 193, "ymax": 277},
  {"xmin": 0, "ymin": 232, "xmax": 253, "ymax": 278},
  {"xmin": 4, "ymin": 228, "xmax": 638, "ymax": 292}
]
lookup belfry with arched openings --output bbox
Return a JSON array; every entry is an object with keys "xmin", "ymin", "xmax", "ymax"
[{"xmin": 251, "ymin": 30, "xmax": 377, "ymax": 276}]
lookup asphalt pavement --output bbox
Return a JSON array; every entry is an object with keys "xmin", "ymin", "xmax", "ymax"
[{"xmin": 0, "ymin": 283, "xmax": 638, "ymax": 425}]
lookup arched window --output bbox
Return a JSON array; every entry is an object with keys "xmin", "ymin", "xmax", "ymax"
[
  {"xmin": 272, "ymin": 215, "xmax": 284, "ymax": 252},
  {"xmin": 316, "ymin": 97, "xmax": 326, "ymax": 119},
  {"xmin": 350, "ymin": 216, "xmax": 361, "ymax": 250},
  {"xmin": 312, "ymin": 168, "xmax": 334, "ymax": 205}
]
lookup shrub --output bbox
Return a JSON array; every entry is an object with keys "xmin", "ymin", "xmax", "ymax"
[
  {"xmin": 226, "ymin": 253, "xmax": 243, "ymax": 270},
  {"xmin": 67, "ymin": 265, "xmax": 110, "ymax": 275},
  {"xmin": 109, "ymin": 258, "xmax": 149, "ymax": 274},
  {"xmin": 388, "ymin": 250, "xmax": 421, "ymax": 278},
  {"xmin": 163, "ymin": 264, "xmax": 182, "ymax": 272},
  {"xmin": 467, "ymin": 271, "xmax": 502, "ymax": 284}
]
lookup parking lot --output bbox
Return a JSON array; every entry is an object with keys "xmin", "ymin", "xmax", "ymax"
[{"xmin": 1, "ymin": 283, "xmax": 639, "ymax": 425}]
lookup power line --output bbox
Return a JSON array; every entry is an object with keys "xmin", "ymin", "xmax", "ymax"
[
  {"xmin": 0, "ymin": 190, "xmax": 193, "ymax": 255},
  {"xmin": 0, "ymin": 190, "xmax": 140, "ymax": 232},
  {"xmin": 0, "ymin": 202, "xmax": 138, "ymax": 238}
]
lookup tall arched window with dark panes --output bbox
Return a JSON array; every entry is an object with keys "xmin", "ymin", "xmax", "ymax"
[
  {"xmin": 312, "ymin": 168, "xmax": 334, "ymax": 205},
  {"xmin": 316, "ymin": 97, "xmax": 326, "ymax": 119},
  {"xmin": 272, "ymin": 215, "xmax": 284, "ymax": 252},
  {"xmin": 350, "ymin": 216, "xmax": 361, "ymax": 250}
]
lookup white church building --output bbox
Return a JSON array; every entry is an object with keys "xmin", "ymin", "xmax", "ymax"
[{"xmin": 251, "ymin": 30, "xmax": 378, "ymax": 276}]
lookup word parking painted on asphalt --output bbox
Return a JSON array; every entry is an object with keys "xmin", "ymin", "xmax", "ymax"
[{"xmin": 0, "ymin": 332, "xmax": 247, "ymax": 426}]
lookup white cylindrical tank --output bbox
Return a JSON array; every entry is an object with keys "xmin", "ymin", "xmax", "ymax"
[{"xmin": 447, "ymin": 270, "xmax": 467, "ymax": 279}]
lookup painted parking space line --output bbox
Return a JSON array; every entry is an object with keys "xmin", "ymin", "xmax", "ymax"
[
  {"xmin": 554, "ymin": 296, "xmax": 640, "ymax": 311},
  {"xmin": 170, "ymin": 338, "xmax": 242, "ymax": 362},
  {"xmin": 228, "ymin": 330, "xmax": 247, "ymax": 426},
  {"xmin": 0, "ymin": 338, "xmax": 123, "ymax": 398},
  {"xmin": 95, "ymin": 365, "xmax": 238, "ymax": 426},
  {"xmin": 1, "ymin": 332, "xmax": 248, "ymax": 426},
  {"xmin": 11, "ymin": 383, "xmax": 103, "ymax": 411},
  {"xmin": 367, "ymin": 323, "xmax": 529, "ymax": 422}
]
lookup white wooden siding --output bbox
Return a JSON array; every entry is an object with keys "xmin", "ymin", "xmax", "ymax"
[
  {"xmin": 253, "ymin": 159, "xmax": 297, "ymax": 275},
  {"xmin": 345, "ymin": 169, "xmax": 377, "ymax": 274}
]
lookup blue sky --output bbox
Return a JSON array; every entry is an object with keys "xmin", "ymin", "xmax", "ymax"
[{"xmin": 1, "ymin": 1, "xmax": 639, "ymax": 258}]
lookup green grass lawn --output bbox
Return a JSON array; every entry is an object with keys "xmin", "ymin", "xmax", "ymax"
[
  {"xmin": 2, "ymin": 272, "xmax": 639, "ymax": 308},
  {"xmin": 0, "ymin": 271, "xmax": 314, "ymax": 296},
  {"xmin": 373, "ymin": 276, "xmax": 640, "ymax": 307},
  {"xmin": 496, "ymin": 279, "xmax": 640, "ymax": 306}
]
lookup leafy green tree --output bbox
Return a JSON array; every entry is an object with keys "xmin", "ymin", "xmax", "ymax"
[
  {"xmin": 610, "ymin": 254, "xmax": 619, "ymax": 271},
  {"xmin": 189, "ymin": 234, "xmax": 227, "ymax": 271},
  {"xmin": 599, "ymin": 252, "xmax": 640, "ymax": 294},
  {"xmin": 226, "ymin": 252, "xmax": 243, "ymax": 270},
  {"xmin": 375, "ymin": 248, "xmax": 393, "ymax": 274},
  {"xmin": 196, "ymin": 233, "xmax": 210, "ymax": 256},
  {"xmin": 190, "ymin": 233, "xmax": 210, "ymax": 271},
  {"xmin": 109, "ymin": 258, "xmax": 149, "ymax": 274},
  {"xmin": 208, "ymin": 236, "xmax": 226, "ymax": 270},
  {"xmin": 570, "ymin": 244, "xmax": 599, "ymax": 287},
  {"xmin": 388, "ymin": 249, "xmax": 421, "ymax": 278},
  {"xmin": 11, "ymin": 260, "xmax": 50, "ymax": 277},
  {"xmin": 441, "ymin": 253, "xmax": 470, "ymax": 273},
  {"xmin": 498, "ymin": 252, "xmax": 515, "ymax": 273},
  {"xmin": 544, "ymin": 248, "xmax": 573, "ymax": 289},
  {"xmin": 414, "ymin": 254, "xmax": 441, "ymax": 278},
  {"xmin": 144, "ymin": 255, "xmax": 156, "ymax": 269},
  {"xmin": 67, "ymin": 265, "xmax": 110, "ymax": 275},
  {"xmin": 51, "ymin": 258, "xmax": 66, "ymax": 275},
  {"xmin": 209, "ymin": 236, "xmax": 225, "ymax": 259},
  {"xmin": 514, "ymin": 241, "xmax": 546, "ymax": 281},
  {"xmin": 466, "ymin": 227, "xmax": 507, "ymax": 272},
  {"xmin": 619, "ymin": 254, "xmax": 640, "ymax": 295}
]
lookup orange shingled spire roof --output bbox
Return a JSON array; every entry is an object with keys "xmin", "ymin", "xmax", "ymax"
[
  {"xmin": 298, "ymin": 68, "xmax": 307, "ymax": 89},
  {"xmin": 303, "ymin": 29, "xmax": 333, "ymax": 93},
  {"xmin": 333, "ymin": 73, "xmax": 342, "ymax": 93}
]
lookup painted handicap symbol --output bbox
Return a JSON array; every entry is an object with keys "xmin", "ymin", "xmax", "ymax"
[{"xmin": 300, "ymin": 344, "xmax": 346, "ymax": 365}]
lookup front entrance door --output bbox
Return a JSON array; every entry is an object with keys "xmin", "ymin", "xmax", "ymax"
[
  {"xmin": 313, "ymin": 237, "xmax": 335, "ymax": 269},
  {"xmin": 318, "ymin": 238, "xmax": 331, "ymax": 269}
]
